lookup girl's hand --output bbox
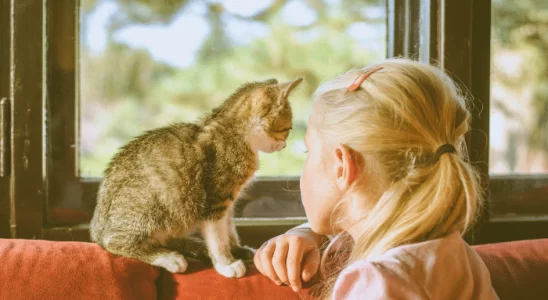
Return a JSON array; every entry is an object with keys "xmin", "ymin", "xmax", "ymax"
[{"xmin": 253, "ymin": 229, "xmax": 322, "ymax": 292}]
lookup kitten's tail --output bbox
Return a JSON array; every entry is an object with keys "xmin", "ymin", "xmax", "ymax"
[
  {"xmin": 89, "ymin": 182, "xmax": 110, "ymax": 244},
  {"xmin": 165, "ymin": 236, "xmax": 212, "ymax": 263}
]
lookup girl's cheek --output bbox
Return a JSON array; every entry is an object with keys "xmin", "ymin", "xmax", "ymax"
[
  {"xmin": 300, "ymin": 158, "xmax": 313, "ymax": 207},
  {"xmin": 302, "ymin": 165, "xmax": 311, "ymax": 193}
]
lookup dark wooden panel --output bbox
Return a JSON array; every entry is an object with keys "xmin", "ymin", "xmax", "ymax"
[
  {"xmin": 468, "ymin": 0, "xmax": 491, "ymax": 178},
  {"xmin": 0, "ymin": 0, "xmax": 10, "ymax": 97},
  {"xmin": 436, "ymin": 0, "xmax": 473, "ymax": 91},
  {"xmin": 466, "ymin": 0, "xmax": 492, "ymax": 241},
  {"xmin": 41, "ymin": 222, "xmax": 299, "ymax": 247},
  {"xmin": 42, "ymin": 226, "xmax": 90, "ymax": 242},
  {"xmin": 45, "ymin": 0, "xmax": 82, "ymax": 226},
  {"xmin": 0, "ymin": 179, "xmax": 8, "ymax": 238},
  {"xmin": 489, "ymin": 175, "xmax": 548, "ymax": 216},
  {"xmin": 10, "ymin": 0, "xmax": 44, "ymax": 239},
  {"xmin": 0, "ymin": 99, "xmax": 10, "ymax": 238},
  {"xmin": 234, "ymin": 225, "xmax": 298, "ymax": 248},
  {"xmin": 475, "ymin": 219, "xmax": 548, "ymax": 244},
  {"xmin": 0, "ymin": 0, "xmax": 11, "ymax": 238}
]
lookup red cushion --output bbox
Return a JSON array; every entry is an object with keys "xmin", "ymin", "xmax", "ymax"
[
  {"xmin": 0, "ymin": 239, "xmax": 159, "ymax": 300},
  {"xmin": 473, "ymin": 239, "xmax": 548, "ymax": 300},
  {"xmin": 2, "ymin": 238, "xmax": 548, "ymax": 300},
  {"xmin": 157, "ymin": 261, "xmax": 315, "ymax": 300}
]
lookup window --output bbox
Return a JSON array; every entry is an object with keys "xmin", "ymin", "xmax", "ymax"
[
  {"xmin": 489, "ymin": 0, "xmax": 548, "ymax": 219},
  {"xmin": 44, "ymin": 0, "xmax": 388, "ymax": 226},
  {"xmin": 2, "ymin": 0, "xmax": 547, "ymax": 243}
]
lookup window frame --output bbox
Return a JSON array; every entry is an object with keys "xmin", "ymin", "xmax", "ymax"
[
  {"xmin": 46, "ymin": 0, "xmax": 81, "ymax": 227},
  {"xmin": 1, "ymin": 0, "xmax": 547, "ymax": 244},
  {"xmin": 0, "ymin": 0, "xmax": 11, "ymax": 238},
  {"xmin": 0, "ymin": 0, "xmax": 44, "ymax": 239}
]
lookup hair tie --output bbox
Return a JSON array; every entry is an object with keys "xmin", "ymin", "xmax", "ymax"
[
  {"xmin": 347, "ymin": 66, "xmax": 384, "ymax": 91},
  {"xmin": 434, "ymin": 144, "xmax": 456, "ymax": 162}
]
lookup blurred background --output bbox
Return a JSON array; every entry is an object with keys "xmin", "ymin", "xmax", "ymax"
[
  {"xmin": 490, "ymin": 0, "xmax": 548, "ymax": 174},
  {"xmin": 79, "ymin": 0, "xmax": 548, "ymax": 178},
  {"xmin": 79, "ymin": 0, "xmax": 386, "ymax": 177}
]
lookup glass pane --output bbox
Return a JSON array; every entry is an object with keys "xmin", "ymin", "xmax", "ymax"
[
  {"xmin": 79, "ymin": 0, "xmax": 387, "ymax": 178},
  {"xmin": 490, "ymin": 0, "xmax": 548, "ymax": 175},
  {"xmin": 489, "ymin": 0, "xmax": 548, "ymax": 218}
]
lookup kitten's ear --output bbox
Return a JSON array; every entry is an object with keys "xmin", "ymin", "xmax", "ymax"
[
  {"xmin": 264, "ymin": 78, "xmax": 278, "ymax": 84},
  {"xmin": 278, "ymin": 77, "xmax": 303, "ymax": 99}
]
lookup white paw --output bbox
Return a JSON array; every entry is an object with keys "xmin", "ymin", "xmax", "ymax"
[
  {"xmin": 214, "ymin": 259, "xmax": 246, "ymax": 278},
  {"xmin": 152, "ymin": 252, "xmax": 188, "ymax": 273}
]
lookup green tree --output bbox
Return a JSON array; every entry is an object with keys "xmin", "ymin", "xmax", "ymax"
[{"xmin": 492, "ymin": 0, "xmax": 548, "ymax": 171}]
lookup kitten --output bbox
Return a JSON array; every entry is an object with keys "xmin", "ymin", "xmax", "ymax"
[{"xmin": 90, "ymin": 77, "xmax": 303, "ymax": 278}]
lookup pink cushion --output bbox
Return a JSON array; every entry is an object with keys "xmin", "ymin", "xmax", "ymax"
[
  {"xmin": 0, "ymin": 239, "xmax": 159, "ymax": 300},
  {"xmin": 473, "ymin": 239, "xmax": 548, "ymax": 300}
]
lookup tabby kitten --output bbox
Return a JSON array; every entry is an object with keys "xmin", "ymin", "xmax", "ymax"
[{"xmin": 90, "ymin": 77, "xmax": 303, "ymax": 278}]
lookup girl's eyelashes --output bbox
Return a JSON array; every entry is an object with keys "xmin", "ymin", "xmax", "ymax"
[{"xmin": 304, "ymin": 150, "xmax": 308, "ymax": 154}]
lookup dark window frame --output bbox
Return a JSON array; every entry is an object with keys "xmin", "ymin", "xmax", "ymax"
[
  {"xmin": 0, "ymin": 0, "xmax": 11, "ymax": 239},
  {"xmin": 1, "ymin": 0, "xmax": 547, "ymax": 245},
  {"xmin": 0, "ymin": 0, "xmax": 45, "ymax": 239}
]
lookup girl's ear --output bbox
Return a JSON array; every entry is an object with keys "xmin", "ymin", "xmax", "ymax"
[
  {"xmin": 333, "ymin": 144, "xmax": 358, "ymax": 191},
  {"xmin": 278, "ymin": 77, "xmax": 303, "ymax": 99}
]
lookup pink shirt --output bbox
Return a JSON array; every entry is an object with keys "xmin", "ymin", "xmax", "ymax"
[{"xmin": 331, "ymin": 231, "xmax": 499, "ymax": 300}]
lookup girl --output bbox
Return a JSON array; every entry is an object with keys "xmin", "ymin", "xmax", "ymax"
[{"xmin": 253, "ymin": 59, "xmax": 498, "ymax": 299}]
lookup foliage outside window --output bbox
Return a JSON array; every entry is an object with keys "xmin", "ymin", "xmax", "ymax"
[
  {"xmin": 490, "ymin": 0, "xmax": 548, "ymax": 175},
  {"xmin": 79, "ymin": 0, "xmax": 387, "ymax": 177}
]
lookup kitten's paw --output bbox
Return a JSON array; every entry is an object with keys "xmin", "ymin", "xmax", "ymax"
[
  {"xmin": 152, "ymin": 252, "xmax": 188, "ymax": 273},
  {"xmin": 231, "ymin": 245, "xmax": 256, "ymax": 262},
  {"xmin": 214, "ymin": 259, "xmax": 246, "ymax": 278}
]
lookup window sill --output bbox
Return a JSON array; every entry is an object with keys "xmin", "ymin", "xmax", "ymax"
[
  {"xmin": 489, "ymin": 214, "xmax": 548, "ymax": 223},
  {"xmin": 41, "ymin": 217, "xmax": 307, "ymax": 246},
  {"xmin": 234, "ymin": 217, "xmax": 307, "ymax": 227}
]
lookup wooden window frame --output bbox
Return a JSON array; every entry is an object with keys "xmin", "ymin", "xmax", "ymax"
[
  {"xmin": 0, "ymin": 0, "xmax": 11, "ymax": 239},
  {"xmin": 415, "ymin": 0, "xmax": 548, "ymax": 242},
  {"xmin": 1, "ymin": 0, "xmax": 547, "ymax": 245},
  {"xmin": 0, "ymin": 0, "xmax": 44, "ymax": 239}
]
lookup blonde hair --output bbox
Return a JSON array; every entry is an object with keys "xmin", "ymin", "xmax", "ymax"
[{"xmin": 312, "ymin": 58, "xmax": 483, "ymax": 298}]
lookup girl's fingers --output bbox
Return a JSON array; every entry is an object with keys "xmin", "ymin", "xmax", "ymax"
[
  {"xmin": 301, "ymin": 248, "xmax": 320, "ymax": 282},
  {"xmin": 286, "ymin": 240, "xmax": 306, "ymax": 292},
  {"xmin": 255, "ymin": 233, "xmax": 321, "ymax": 290},
  {"xmin": 253, "ymin": 241, "xmax": 269, "ymax": 275},
  {"xmin": 259, "ymin": 241, "xmax": 282, "ymax": 285},
  {"xmin": 272, "ymin": 242, "xmax": 290, "ymax": 285}
]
